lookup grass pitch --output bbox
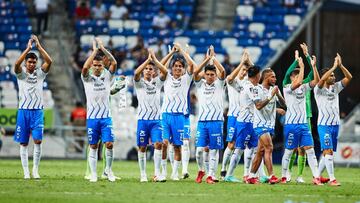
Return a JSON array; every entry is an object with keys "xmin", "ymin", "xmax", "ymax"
[{"xmin": 0, "ymin": 159, "xmax": 359, "ymax": 203}]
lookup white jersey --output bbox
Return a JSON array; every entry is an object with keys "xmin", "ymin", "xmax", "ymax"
[
  {"xmin": 227, "ymin": 77, "xmax": 244, "ymax": 117},
  {"xmin": 283, "ymin": 83, "xmax": 312, "ymax": 124},
  {"xmin": 17, "ymin": 67, "xmax": 47, "ymax": 109},
  {"xmin": 314, "ymin": 81, "xmax": 344, "ymax": 126},
  {"xmin": 161, "ymin": 72, "xmax": 192, "ymax": 114},
  {"xmin": 82, "ymin": 69, "xmax": 113, "ymax": 119},
  {"xmin": 237, "ymin": 80, "xmax": 261, "ymax": 123},
  {"xmin": 134, "ymin": 77, "xmax": 164, "ymax": 120},
  {"xmin": 253, "ymin": 85, "xmax": 278, "ymax": 129},
  {"xmin": 195, "ymin": 79, "xmax": 225, "ymax": 121}
]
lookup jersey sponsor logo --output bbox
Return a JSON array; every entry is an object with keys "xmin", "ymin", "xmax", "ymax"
[
  {"xmin": 326, "ymin": 92, "xmax": 335, "ymax": 101},
  {"xmin": 295, "ymin": 89, "xmax": 305, "ymax": 99},
  {"xmin": 204, "ymin": 85, "xmax": 216, "ymax": 95},
  {"xmin": 171, "ymin": 79, "xmax": 182, "ymax": 88}
]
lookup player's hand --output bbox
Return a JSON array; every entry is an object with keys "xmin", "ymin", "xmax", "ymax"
[
  {"xmin": 300, "ymin": 43, "xmax": 308, "ymax": 56},
  {"xmin": 95, "ymin": 37, "xmax": 104, "ymax": 49},
  {"xmin": 295, "ymin": 50, "xmax": 299, "ymax": 60},
  {"xmin": 92, "ymin": 40, "xmax": 98, "ymax": 51},
  {"xmin": 311, "ymin": 55, "xmax": 316, "ymax": 67},
  {"xmin": 173, "ymin": 42, "xmax": 181, "ymax": 52},
  {"xmin": 277, "ymin": 108, "xmax": 286, "ymax": 116},
  {"xmin": 333, "ymin": 56, "xmax": 339, "ymax": 67},
  {"xmin": 209, "ymin": 45, "xmax": 215, "ymax": 57},
  {"xmin": 241, "ymin": 49, "xmax": 248, "ymax": 63},
  {"xmin": 148, "ymin": 49, "xmax": 157, "ymax": 61},
  {"xmin": 298, "ymin": 57, "xmax": 304, "ymax": 67},
  {"xmin": 27, "ymin": 38, "xmax": 33, "ymax": 50},
  {"xmin": 271, "ymin": 86, "xmax": 278, "ymax": 97},
  {"xmin": 337, "ymin": 53, "xmax": 342, "ymax": 66},
  {"xmin": 31, "ymin": 35, "xmax": 40, "ymax": 48}
]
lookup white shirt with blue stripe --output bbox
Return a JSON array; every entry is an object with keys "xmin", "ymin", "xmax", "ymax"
[
  {"xmin": 82, "ymin": 69, "xmax": 113, "ymax": 119},
  {"xmin": 226, "ymin": 77, "xmax": 244, "ymax": 117},
  {"xmin": 237, "ymin": 80, "xmax": 260, "ymax": 123},
  {"xmin": 283, "ymin": 83, "xmax": 312, "ymax": 124},
  {"xmin": 314, "ymin": 81, "xmax": 344, "ymax": 126},
  {"xmin": 134, "ymin": 77, "xmax": 164, "ymax": 120},
  {"xmin": 161, "ymin": 72, "xmax": 192, "ymax": 115},
  {"xmin": 17, "ymin": 66, "xmax": 47, "ymax": 109},
  {"xmin": 253, "ymin": 85, "xmax": 278, "ymax": 129}
]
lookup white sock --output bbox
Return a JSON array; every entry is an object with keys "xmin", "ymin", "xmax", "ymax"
[
  {"xmin": 181, "ymin": 139, "xmax": 190, "ymax": 175},
  {"xmin": 215, "ymin": 150, "xmax": 219, "ymax": 175},
  {"xmin": 244, "ymin": 147, "xmax": 254, "ymax": 176},
  {"xmin": 138, "ymin": 151, "xmax": 146, "ymax": 177},
  {"xmin": 318, "ymin": 155, "xmax": 326, "ymax": 176},
  {"xmin": 306, "ymin": 148, "xmax": 319, "ymax": 178},
  {"xmin": 161, "ymin": 159, "xmax": 167, "ymax": 177},
  {"xmin": 325, "ymin": 154, "xmax": 335, "ymax": 181},
  {"xmin": 196, "ymin": 147, "xmax": 204, "ymax": 171},
  {"xmin": 226, "ymin": 148, "xmax": 243, "ymax": 177},
  {"xmin": 20, "ymin": 145, "xmax": 29, "ymax": 175},
  {"xmin": 33, "ymin": 144, "xmax": 42, "ymax": 170},
  {"xmin": 168, "ymin": 144, "xmax": 174, "ymax": 169},
  {"xmin": 221, "ymin": 147, "xmax": 233, "ymax": 171},
  {"xmin": 89, "ymin": 148, "xmax": 98, "ymax": 176},
  {"xmin": 105, "ymin": 148, "xmax": 113, "ymax": 171},
  {"xmin": 154, "ymin": 149, "xmax": 162, "ymax": 177},
  {"xmin": 258, "ymin": 159, "xmax": 267, "ymax": 177},
  {"xmin": 209, "ymin": 149, "xmax": 218, "ymax": 177},
  {"xmin": 204, "ymin": 150, "xmax": 210, "ymax": 174},
  {"xmin": 172, "ymin": 160, "xmax": 180, "ymax": 178},
  {"xmin": 281, "ymin": 149, "xmax": 293, "ymax": 177}
]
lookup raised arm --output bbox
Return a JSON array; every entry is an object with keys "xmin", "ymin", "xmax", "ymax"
[
  {"xmin": 255, "ymin": 86, "xmax": 278, "ymax": 110},
  {"xmin": 275, "ymin": 87, "xmax": 286, "ymax": 108},
  {"xmin": 283, "ymin": 50, "xmax": 299, "ymax": 86},
  {"xmin": 193, "ymin": 54, "xmax": 211, "ymax": 81},
  {"xmin": 212, "ymin": 48, "xmax": 226, "ymax": 80},
  {"xmin": 290, "ymin": 57, "xmax": 304, "ymax": 90},
  {"xmin": 82, "ymin": 40, "xmax": 98, "ymax": 77},
  {"xmin": 176, "ymin": 43, "xmax": 196, "ymax": 74},
  {"xmin": 14, "ymin": 38, "xmax": 33, "ymax": 74},
  {"xmin": 32, "ymin": 35, "xmax": 53, "ymax": 73},
  {"xmin": 300, "ymin": 43, "xmax": 314, "ymax": 83},
  {"xmin": 134, "ymin": 54, "xmax": 151, "ymax": 81},
  {"xmin": 150, "ymin": 49, "xmax": 168, "ymax": 80},
  {"xmin": 96, "ymin": 37, "xmax": 117, "ymax": 74},
  {"xmin": 337, "ymin": 53, "xmax": 352, "ymax": 87},
  {"xmin": 318, "ymin": 57, "xmax": 338, "ymax": 89},
  {"xmin": 309, "ymin": 55, "xmax": 320, "ymax": 88},
  {"xmin": 160, "ymin": 46, "xmax": 176, "ymax": 65}
]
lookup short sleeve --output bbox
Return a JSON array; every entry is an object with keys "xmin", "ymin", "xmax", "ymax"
[
  {"xmin": 16, "ymin": 70, "xmax": 26, "ymax": 80},
  {"xmin": 246, "ymin": 84, "xmax": 261, "ymax": 102},
  {"xmin": 37, "ymin": 68, "xmax": 48, "ymax": 80},
  {"xmin": 334, "ymin": 81, "xmax": 345, "ymax": 94},
  {"xmin": 133, "ymin": 78, "xmax": 143, "ymax": 89},
  {"xmin": 283, "ymin": 84, "xmax": 292, "ymax": 94},
  {"xmin": 154, "ymin": 76, "xmax": 165, "ymax": 88},
  {"xmin": 195, "ymin": 79, "xmax": 204, "ymax": 88},
  {"xmin": 303, "ymin": 82, "xmax": 312, "ymax": 92}
]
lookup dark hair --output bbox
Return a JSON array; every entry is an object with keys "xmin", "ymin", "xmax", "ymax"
[
  {"xmin": 147, "ymin": 61, "xmax": 155, "ymax": 67},
  {"xmin": 204, "ymin": 65, "xmax": 216, "ymax": 73},
  {"xmin": 25, "ymin": 52, "xmax": 38, "ymax": 61},
  {"xmin": 260, "ymin": 68, "xmax": 273, "ymax": 83},
  {"xmin": 290, "ymin": 68, "xmax": 300, "ymax": 77},
  {"xmin": 170, "ymin": 54, "xmax": 186, "ymax": 68},
  {"xmin": 75, "ymin": 101, "xmax": 83, "ymax": 107},
  {"xmin": 320, "ymin": 68, "xmax": 330, "ymax": 77},
  {"xmin": 247, "ymin": 65, "xmax": 260, "ymax": 78},
  {"xmin": 93, "ymin": 55, "xmax": 103, "ymax": 61}
]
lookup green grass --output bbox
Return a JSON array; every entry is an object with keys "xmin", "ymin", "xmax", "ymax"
[{"xmin": 0, "ymin": 159, "xmax": 359, "ymax": 203}]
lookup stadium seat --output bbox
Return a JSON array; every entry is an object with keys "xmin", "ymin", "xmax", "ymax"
[
  {"xmin": 108, "ymin": 19, "xmax": 124, "ymax": 29},
  {"xmin": 193, "ymin": 53, "xmax": 205, "ymax": 65},
  {"xmin": 284, "ymin": 14, "xmax": 301, "ymax": 28},
  {"xmin": 5, "ymin": 49, "xmax": 21, "ymax": 66},
  {"xmin": 174, "ymin": 36, "xmax": 191, "ymax": 46},
  {"xmin": 246, "ymin": 46, "xmax": 262, "ymax": 63},
  {"xmin": 124, "ymin": 20, "xmax": 140, "ymax": 31},
  {"xmin": 126, "ymin": 36, "xmax": 138, "ymax": 49},
  {"xmin": 269, "ymin": 39, "xmax": 286, "ymax": 51},
  {"xmin": 0, "ymin": 56, "xmax": 9, "ymax": 68},
  {"xmin": 236, "ymin": 5, "xmax": 254, "ymax": 18},
  {"xmin": 186, "ymin": 45, "xmax": 196, "ymax": 56},
  {"xmin": 80, "ymin": 34, "xmax": 95, "ymax": 47},
  {"xmin": 221, "ymin": 38, "xmax": 238, "ymax": 49},
  {"xmin": 111, "ymin": 36, "xmax": 127, "ymax": 48},
  {"xmin": 226, "ymin": 46, "xmax": 244, "ymax": 64},
  {"xmin": 96, "ymin": 35, "xmax": 111, "ymax": 46},
  {"xmin": 249, "ymin": 22, "xmax": 266, "ymax": 36}
]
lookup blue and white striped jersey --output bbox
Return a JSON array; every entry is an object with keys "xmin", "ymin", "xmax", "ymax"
[
  {"xmin": 237, "ymin": 80, "xmax": 260, "ymax": 123},
  {"xmin": 227, "ymin": 77, "xmax": 245, "ymax": 117},
  {"xmin": 283, "ymin": 83, "xmax": 312, "ymax": 124},
  {"xmin": 314, "ymin": 81, "xmax": 344, "ymax": 126},
  {"xmin": 134, "ymin": 77, "xmax": 164, "ymax": 120},
  {"xmin": 17, "ymin": 67, "xmax": 47, "ymax": 109},
  {"xmin": 253, "ymin": 85, "xmax": 278, "ymax": 129},
  {"xmin": 82, "ymin": 69, "xmax": 113, "ymax": 119},
  {"xmin": 195, "ymin": 78, "xmax": 225, "ymax": 121},
  {"xmin": 161, "ymin": 72, "xmax": 192, "ymax": 114}
]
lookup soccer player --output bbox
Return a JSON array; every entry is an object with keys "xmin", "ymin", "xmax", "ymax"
[
  {"xmin": 14, "ymin": 35, "xmax": 53, "ymax": 179},
  {"xmin": 161, "ymin": 43, "xmax": 195, "ymax": 180},
  {"xmin": 134, "ymin": 50, "xmax": 168, "ymax": 182},
  {"xmin": 284, "ymin": 43, "xmax": 313, "ymax": 183},
  {"xmin": 82, "ymin": 38, "xmax": 117, "ymax": 182},
  {"xmin": 280, "ymin": 52, "xmax": 322, "ymax": 185},
  {"xmin": 314, "ymin": 53, "xmax": 352, "ymax": 186},
  {"xmin": 220, "ymin": 51, "xmax": 250, "ymax": 179},
  {"xmin": 246, "ymin": 68, "xmax": 286, "ymax": 184},
  {"xmin": 194, "ymin": 46, "xmax": 226, "ymax": 184}
]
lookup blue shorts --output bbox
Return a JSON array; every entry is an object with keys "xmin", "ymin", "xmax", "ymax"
[
  {"xmin": 226, "ymin": 116, "xmax": 237, "ymax": 142},
  {"xmin": 14, "ymin": 109, "xmax": 44, "ymax": 144},
  {"xmin": 318, "ymin": 125, "xmax": 339, "ymax": 152},
  {"xmin": 254, "ymin": 127, "xmax": 274, "ymax": 138},
  {"xmin": 284, "ymin": 124, "xmax": 313, "ymax": 149},
  {"xmin": 234, "ymin": 122, "xmax": 257, "ymax": 149},
  {"xmin": 87, "ymin": 118, "xmax": 114, "ymax": 145},
  {"xmin": 162, "ymin": 113, "xmax": 185, "ymax": 146},
  {"xmin": 183, "ymin": 115, "xmax": 191, "ymax": 139},
  {"xmin": 137, "ymin": 120, "xmax": 163, "ymax": 147},
  {"xmin": 195, "ymin": 121, "xmax": 223, "ymax": 149}
]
